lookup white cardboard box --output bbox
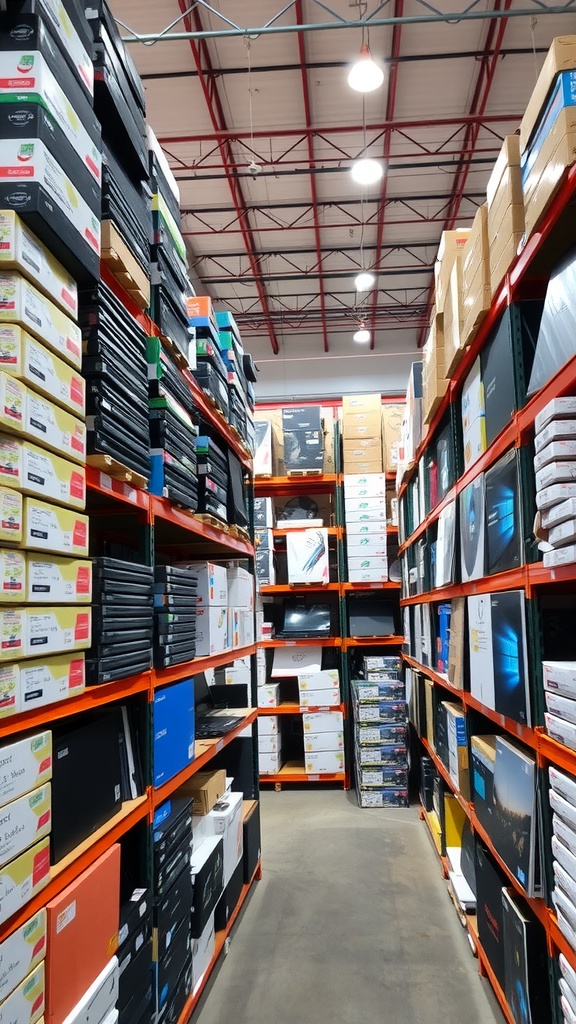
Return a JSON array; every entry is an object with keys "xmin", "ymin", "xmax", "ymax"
[
  {"xmin": 0, "ymin": 731, "xmax": 51, "ymax": 809},
  {"xmin": 546, "ymin": 691, "xmax": 576, "ymax": 726},
  {"xmin": 303, "ymin": 731, "xmax": 344, "ymax": 752},
  {"xmin": 535, "ymin": 419, "xmax": 576, "ymax": 453},
  {"xmin": 0, "ymin": 962, "xmax": 44, "ymax": 1024},
  {"xmin": 227, "ymin": 566, "xmax": 254, "ymax": 610},
  {"xmin": 544, "ymin": 661, "xmax": 576, "ymax": 699},
  {"xmin": 302, "ymin": 711, "xmax": 344, "ymax": 733},
  {"xmin": 298, "ymin": 686, "xmax": 341, "ymax": 708},
  {"xmin": 344, "ymin": 496, "xmax": 387, "ymax": 514},
  {"xmin": 271, "ymin": 647, "xmax": 322, "ymax": 678},
  {"xmin": 534, "ymin": 439, "xmax": 576, "ymax": 469},
  {"xmin": 0, "ymin": 838, "xmax": 50, "ymax": 926},
  {"xmin": 0, "ymin": 908, "xmax": 46, "ymax": 1006},
  {"xmin": 298, "ymin": 669, "xmax": 339, "ymax": 691},
  {"xmin": 206, "ymin": 790, "xmax": 243, "ymax": 887},
  {"xmin": 346, "ymin": 521, "xmax": 388, "ymax": 539},
  {"xmin": 191, "ymin": 912, "xmax": 215, "ymax": 995},
  {"xmin": 348, "ymin": 566, "xmax": 389, "ymax": 583},
  {"xmin": 185, "ymin": 562, "xmax": 228, "ymax": 606},
  {"xmin": 0, "ymin": 784, "xmax": 51, "ymax": 869},
  {"xmin": 258, "ymin": 715, "xmax": 279, "ymax": 736},
  {"xmin": 345, "ymin": 507, "xmax": 387, "ymax": 524},
  {"xmin": 286, "ymin": 529, "xmax": 329, "ymax": 585},
  {"xmin": 257, "ymin": 684, "xmax": 280, "ymax": 708},
  {"xmin": 346, "ymin": 536, "xmax": 387, "ymax": 557},
  {"xmin": 257, "ymin": 733, "xmax": 281, "ymax": 754},
  {"xmin": 304, "ymin": 750, "xmax": 345, "ymax": 774},
  {"xmin": 546, "ymin": 712, "xmax": 576, "ymax": 751},
  {"xmin": 259, "ymin": 749, "xmax": 282, "ymax": 773},
  {"xmin": 195, "ymin": 606, "xmax": 228, "ymax": 657}
]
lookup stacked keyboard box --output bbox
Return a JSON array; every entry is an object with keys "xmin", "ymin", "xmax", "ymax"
[
  {"xmin": 352, "ymin": 656, "xmax": 409, "ymax": 807},
  {"xmin": 87, "ymin": 557, "xmax": 154, "ymax": 685},
  {"xmin": 188, "ymin": 298, "xmax": 230, "ymax": 422},
  {"xmin": 148, "ymin": 337, "xmax": 199, "ymax": 512},
  {"xmin": 153, "ymin": 566, "xmax": 197, "ymax": 670},
  {"xmin": 148, "ymin": 128, "xmax": 194, "ymax": 365}
]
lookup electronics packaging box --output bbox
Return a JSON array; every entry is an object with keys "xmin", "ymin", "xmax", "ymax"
[
  {"xmin": 461, "ymin": 356, "xmax": 486, "ymax": 470},
  {"xmin": 536, "ymin": 462, "xmax": 576, "ymax": 491},
  {"xmin": 460, "ymin": 474, "xmax": 486, "ymax": 582},
  {"xmin": 258, "ymin": 733, "xmax": 281, "ymax": 753},
  {"xmin": 259, "ymin": 749, "xmax": 282, "ymax": 773},
  {"xmin": 356, "ymin": 787, "xmax": 409, "ymax": 808},
  {"xmin": 0, "ymin": 275, "xmax": 81, "ymax": 370},
  {"xmin": 534, "ymin": 438, "xmax": 576, "ymax": 470},
  {"xmin": 190, "ymin": 835, "xmax": 224, "ymax": 939},
  {"xmin": 257, "ymin": 684, "xmax": 280, "ymax": 708},
  {"xmin": 491, "ymin": 737, "xmax": 538, "ymax": 894},
  {"xmin": 471, "ymin": 735, "xmax": 496, "ymax": 835},
  {"xmin": 153, "ymin": 680, "xmax": 195, "ymax": 788},
  {"xmin": 0, "ymin": 907, "xmax": 46, "ymax": 1006},
  {"xmin": 0, "ymin": 783, "xmax": 51, "ymax": 869},
  {"xmin": 0, "ymin": 607, "xmax": 25, "ymax": 661},
  {"xmin": 253, "ymin": 420, "xmax": 272, "ymax": 477},
  {"xmin": 18, "ymin": 653, "xmax": 85, "ymax": 715},
  {"xmin": 0, "ymin": 437, "xmax": 85, "ymax": 510},
  {"xmin": 546, "ymin": 712, "xmax": 576, "ymax": 751},
  {"xmin": 502, "ymin": 888, "xmax": 550, "ymax": 1024},
  {"xmin": 298, "ymin": 668, "xmax": 339, "ymax": 691},
  {"xmin": 0, "ymin": 548, "xmax": 25, "ymax": 602},
  {"xmin": 345, "ymin": 507, "xmax": 387, "ymax": 524},
  {"xmin": 299, "ymin": 685, "xmax": 341, "ymax": 708},
  {"xmin": 535, "ymin": 419, "xmax": 576, "ymax": 453},
  {"xmin": 191, "ymin": 912, "xmax": 215, "ymax": 995},
  {"xmin": 205, "ymin": 789, "xmax": 243, "ymax": 887},
  {"xmin": 304, "ymin": 749, "xmax": 345, "ymax": 774},
  {"xmin": 25, "ymin": 392, "xmax": 85, "ymax": 465},
  {"xmin": 535, "ymin": 395, "xmax": 576, "ymax": 434},
  {"xmin": 0, "ymin": 836, "xmax": 49, "ymax": 927},
  {"xmin": 26, "ymin": 554, "xmax": 91, "ymax": 603},
  {"xmin": 184, "ymin": 562, "xmax": 227, "ymax": 606},
  {"xmin": 0, "ymin": 211, "xmax": 78, "ymax": 319},
  {"xmin": 303, "ymin": 731, "xmax": 344, "ymax": 753},
  {"xmin": 20, "ymin": 498, "xmax": 88, "ymax": 556},
  {"xmin": 545, "ymin": 690, "xmax": 576, "ymax": 724},
  {"xmin": 348, "ymin": 565, "xmax": 389, "ymax": 583},
  {"xmin": 271, "ymin": 647, "xmax": 322, "ymax": 677},
  {"xmin": 253, "ymin": 497, "xmax": 273, "ymax": 528},
  {"xmin": 24, "ymin": 606, "xmax": 91, "ymax": 657},
  {"xmin": 183, "ymin": 770, "xmax": 227, "ymax": 816},
  {"xmin": 45, "ymin": 846, "xmax": 121, "ymax": 1024},
  {"xmin": 227, "ymin": 566, "xmax": 253, "ymax": 610},
  {"xmin": 195, "ymin": 606, "xmax": 228, "ymax": 658},
  {"xmin": 286, "ymin": 529, "xmax": 329, "ymax": 585},
  {"xmin": 343, "ymin": 473, "xmax": 386, "ymax": 496},
  {"xmin": 258, "ymin": 715, "xmax": 279, "ymax": 736},
  {"xmin": 0, "ymin": 730, "xmax": 51, "ymax": 809},
  {"xmin": 485, "ymin": 450, "xmax": 522, "ymax": 575},
  {"xmin": 543, "ymin": 660, "xmax": 576, "ymax": 699},
  {"xmin": 346, "ymin": 536, "xmax": 387, "ymax": 557},
  {"xmin": 346, "ymin": 520, "xmax": 388, "ymax": 540},
  {"xmin": 0, "ymin": 961, "xmax": 44, "ymax": 1024}
]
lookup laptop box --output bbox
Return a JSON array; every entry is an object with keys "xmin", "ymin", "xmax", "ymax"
[
  {"xmin": 214, "ymin": 858, "xmax": 243, "ymax": 932},
  {"xmin": 45, "ymin": 845, "xmax": 121, "ymax": 1024},
  {"xmin": 190, "ymin": 836, "xmax": 224, "ymax": 939},
  {"xmin": 153, "ymin": 866, "xmax": 193, "ymax": 958},
  {"xmin": 153, "ymin": 680, "xmax": 195, "ymax": 788}
]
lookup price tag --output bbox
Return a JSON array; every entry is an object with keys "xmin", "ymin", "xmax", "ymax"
[
  {"xmin": 284, "ymin": 641, "xmax": 297, "ymax": 646},
  {"xmin": 216, "ymin": 739, "xmax": 224, "ymax": 752},
  {"xmin": 307, "ymin": 774, "xmax": 320, "ymax": 781},
  {"xmin": 100, "ymin": 472, "xmax": 113, "ymax": 490}
]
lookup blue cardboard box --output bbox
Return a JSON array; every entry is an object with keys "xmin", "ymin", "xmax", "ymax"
[{"xmin": 153, "ymin": 679, "xmax": 195, "ymax": 787}]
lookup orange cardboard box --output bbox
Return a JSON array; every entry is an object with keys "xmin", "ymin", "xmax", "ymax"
[
  {"xmin": 186, "ymin": 296, "xmax": 214, "ymax": 321},
  {"xmin": 45, "ymin": 845, "xmax": 120, "ymax": 1024}
]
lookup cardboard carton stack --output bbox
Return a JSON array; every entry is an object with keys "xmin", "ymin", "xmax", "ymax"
[
  {"xmin": 344, "ymin": 474, "xmax": 388, "ymax": 583},
  {"xmin": 422, "ymin": 312, "xmax": 447, "ymax": 425},
  {"xmin": 547, "ymin": 762, "xmax": 576, "ymax": 964},
  {"xmin": 543, "ymin": 662, "xmax": 576, "ymax": 754},
  {"xmin": 258, "ymin": 715, "xmax": 282, "ymax": 774},
  {"xmin": 352, "ymin": 657, "xmax": 408, "ymax": 807},
  {"xmin": 486, "ymin": 136, "xmax": 525, "ymax": 297},
  {"xmin": 299, "ymin": 671, "xmax": 344, "ymax": 775},
  {"xmin": 341, "ymin": 394, "xmax": 383, "ymax": 475},
  {"xmin": 460, "ymin": 204, "xmax": 491, "ymax": 349},
  {"xmin": 534, "ymin": 398, "xmax": 576, "ymax": 569},
  {"xmin": 434, "ymin": 230, "xmax": 470, "ymax": 378}
]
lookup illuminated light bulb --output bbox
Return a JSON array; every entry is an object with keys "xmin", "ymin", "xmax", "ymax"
[
  {"xmin": 355, "ymin": 271, "xmax": 376, "ymax": 292},
  {"xmin": 348, "ymin": 45, "xmax": 384, "ymax": 93},
  {"xmin": 350, "ymin": 157, "xmax": 383, "ymax": 186},
  {"xmin": 353, "ymin": 327, "xmax": 371, "ymax": 344}
]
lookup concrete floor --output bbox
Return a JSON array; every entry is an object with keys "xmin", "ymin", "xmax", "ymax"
[{"xmin": 194, "ymin": 790, "xmax": 504, "ymax": 1024}]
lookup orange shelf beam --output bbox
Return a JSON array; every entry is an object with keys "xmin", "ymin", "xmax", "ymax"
[
  {"xmin": 86, "ymin": 467, "xmax": 151, "ymax": 511},
  {"xmin": 474, "ymin": 934, "xmax": 516, "ymax": 1024},
  {"xmin": 254, "ymin": 474, "xmax": 338, "ymax": 497},
  {"xmin": 153, "ymin": 645, "xmax": 257, "ymax": 688},
  {"xmin": 260, "ymin": 766, "xmax": 347, "ymax": 784},
  {"xmin": 272, "ymin": 526, "xmax": 341, "ymax": 538},
  {"xmin": 342, "ymin": 581, "xmax": 400, "ymax": 591},
  {"xmin": 344, "ymin": 636, "xmax": 403, "ymax": 647},
  {"xmin": 259, "ymin": 637, "xmax": 342, "ymax": 647},
  {"xmin": 260, "ymin": 583, "xmax": 341, "ymax": 593},
  {"xmin": 258, "ymin": 702, "xmax": 346, "ymax": 716},
  {"xmin": 400, "ymin": 565, "xmax": 528, "ymax": 605},
  {"xmin": 151, "ymin": 709, "xmax": 258, "ymax": 809},
  {"xmin": 151, "ymin": 496, "xmax": 254, "ymax": 555},
  {"xmin": 537, "ymin": 729, "xmax": 576, "ymax": 774}
]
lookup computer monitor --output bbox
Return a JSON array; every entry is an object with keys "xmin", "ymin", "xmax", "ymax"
[{"xmin": 280, "ymin": 601, "xmax": 331, "ymax": 637}]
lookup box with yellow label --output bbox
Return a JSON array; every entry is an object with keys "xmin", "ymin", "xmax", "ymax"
[
  {"xmin": 0, "ymin": 609, "xmax": 24, "ymax": 663},
  {"xmin": 19, "ymin": 653, "xmax": 85, "ymax": 715},
  {"xmin": 0, "ymin": 438, "xmax": 85, "ymax": 510},
  {"xmin": 0, "ymin": 211, "xmax": 78, "ymax": 320},
  {"xmin": 24, "ymin": 607, "xmax": 91, "ymax": 658},
  {"xmin": 304, "ymin": 750, "xmax": 345, "ymax": 774},
  {"xmin": 20, "ymin": 499, "xmax": 88, "ymax": 557},
  {"xmin": 0, "ymin": 909, "xmax": 46, "ymax": 1005},
  {"xmin": 0, "ymin": 838, "xmax": 50, "ymax": 927},
  {"xmin": 0, "ymin": 327, "xmax": 85, "ymax": 419},
  {"xmin": 0, "ymin": 274, "xmax": 81, "ymax": 370},
  {"xmin": 0, "ymin": 784, "xmax": 51, "ymax": 870},
  {"xmin": 0, "ymin": 372, "xmax": 26, "ymax": 435},
  {"xmin": 0, "ymin": 487, "xmax": 22, "ymax": 545},
  {"xmin": 26, "ymin": 554, "xmax": 91, "ymax": 604},
  {"xmin": 24, "ymin": 392, "xmax": 85, "ymax": 465},
  {"xmin": 195, "ymin": 606, "xmax": 228, "ymax": 657},
  {"xmin": 0, "ymin": 549, "xmax": 26, "ymax": 603},
  {"xmin": 0, "ymin": 732, "xmax": 51, "ymax": 810},
  {"xmin": 0, "ymin": 961, "xmax": 44, "ymax": 1024}
]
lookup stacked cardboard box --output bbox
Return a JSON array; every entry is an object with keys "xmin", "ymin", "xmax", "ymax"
[
  {"xmin": 352, "ymin": 657, "xmax": 408, "ymax": 807},
  {"xmin": 341, "ymin": 394, "xmax": 382, "ymax": 474},
  {"xmin": 487, "ymin": 136, "xmax": 525, "ymax": 297},
  {"xmin": 422, "ymin": 313, "xmax": 447, "ymax": 425},
  {"xmin": 534, "ymin": 398, "xmax": 576, "ymax": 568},
  {"xmin": 344, "ymin": 474, "xmax": 388, "ymax": 583},
  {"xmin": 548, "ymin": 763, "xmax": 576, "ymax": 968},
  {"xmin": 258, "ymin": 715, "xmax": 282, "ymax": 774},
  {"xmin": 298, "ymin": 671, "xmax": 344, "ymax": 774},
  {"xmin": 460, "ymin": 204, "xmax": 491, "ymax": 347},
  {"xmin": 381, "ymin": 404, "xmax": 404, "ymax": 475},
  {"xmin": 543, "ymin": 662, "xmax": 576, "ymax": 753}
]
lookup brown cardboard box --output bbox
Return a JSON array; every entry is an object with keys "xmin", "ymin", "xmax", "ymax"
[
  {"xmin": 342, "ymin": 410, "xmax": 382, "ymax": 440},
  {"xmin": 461, "ymin": 205, "xmax": 491, "ymax": 344},
  {"xmin": 462, "ymin": 204, "xmax": 489, "ymax": 282},
  {"xmin": 182, "ymin": 769, "xmax": 227, "ymax": 815},
  {"xmin": 489, "ymin": 219, "xmax": 524, "ymax": 296},
  {"xmin": 486, "ymin": 136, "xmax": 521, "ymax": 208},
  {"xmin": 321, "ymin": 407, "xmax": 336, "ymax": 473},
  {"xmin": 343, "ymin": 456, "xmax": 383, "ymax": 474},
  {"xmin": 343, "ymin": 435, "xmax": 381, "ymax": 454},
  {"xmin": 381, "ymin": 404, "xmax": 404, "ymax": 472},
  {"xmin": 342, "ymin": 393, "xmax": 382, "ymax": 414},
  {"xmin": 447, "ymin": 597, "xmax": 465, "ymax": 689},
  {"xmin": 523, "ymin": 107, "xmax": 576, "ymax": 237},
  {"xmin": 434, "ymin": 228, "xmax": 470, "ymax": 315},
  {"xmin": 443, "ymin": 259, "xmax": 466, "ymax": 377},
  {"xmin": 423, "ymin": 332, "xmax": 449, "ymax": 425},
  {"xmin": 520, "ymin": 36, "xmax": 576, "ymax": 152}
]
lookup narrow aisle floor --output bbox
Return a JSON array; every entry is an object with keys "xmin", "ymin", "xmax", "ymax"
[{"xmin": 194, "ymin": 790, "xmax": 503, "ymax": 1024}]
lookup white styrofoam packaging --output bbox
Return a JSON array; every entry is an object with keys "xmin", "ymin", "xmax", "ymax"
[
  {"xmin": 60, "ymin": 957, "xmax": 118, "ymax": 1024},
  {"xmin": 545, "ymin": 690, "xmax": 576, "ymax": 725},
  {"xmin": 0, "ymin": 784, "xmax": 51, "ymax": 869},
  {"xmin": 302, "ymin": 711, "xmax": 344, "ymax": 733},
  {"xmin": 0, "ymin": 211, "xmax": 78, "ymax": 319},
  {"xmin": 543, "ymin": 544, "xmax": 576, "ymax": 568},
  {"xmin": 534, "ymin": 439, "xmax": 576, "ymax": 471},
  {"xmin": 544, "ymin": 662, "xmax": 576, "ymax": 700},
  {"xmin": 226, "ymin": 566, "xmax": 254, "ymax": 610},
  {"xmin": 535, "ymin": 397, "xmax": 576, "ymax": 434},
  {"xmin": 0, "ymin": 731, "xmax": 51, "ymax": 809},
  {"xmin": 0, "ymin": 327, "xmax": 85, "ymax": 419},
  {"xmin": 258, "ymin": 715, "xmax": 279, "ymax": 736},
  {"xmin": 0, "ymin": 908, "xmax": 46, "ymax": 1006},
  {"xmin": 183, "ymin": 561, "xmax": 228, "ymax": 606},
  {"xmin": 24, "ymin": 607, "xmax": 91, "ymax": 657},
  {"xmin": 20, "ymin": 499, "xmax": 88, "ymax": 557},
  {"xmin": 26, "ymin": 554, "xmax": 91, "ymax": 604},
  {"xmin": 259, "ymin": 749, "xmax": 282, "ymax": 773},
  {"xmin": 258, "ymin": 732, "xmax": 281, "ymax": 754},
  {"xmin": 257, "ymin": 684, "xmax": 280, "ymax": 708},
  {"xmin": 304, "ymin": 749, "xmax": 345, "ymax": 774},
  {"xmin": 546, "ymin": 712, "xmax": 576, "ymax": 751},
  {"xmin": 548, "ymin": 518, "xmax": 576, "ymax": 548},
  {"xmin": 194, "ymin": 606, "xmax": 228, "ymax": 657},
  {"xmin": 303, "ymin": 731, "xmax": 344, "ymax": 753},
  {"xmin": 25, "ymin": 392, "xmax": 86, "ymax": 465},
  {"xmin": 0, "ymin": 961, "xmax": 44, "ymax": 1024},
  {"xmin": 0, "ymin": 273, "xmax": 81, "ymax": 370},
  {"xmin": 535, "ymin": 418, "xmax": 576, "ymax": 453},
  {"xmin": 0, "ymin": 837, "xmax": 49, "ymax": 926}
]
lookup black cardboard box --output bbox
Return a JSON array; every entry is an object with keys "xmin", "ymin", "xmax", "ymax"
[
  {"xmin": 243, "ymin": 800, "xmax": 261, "ymax": 884},
  {"xmin": 119, "ymin": 887, "xmax": 151, "ymax": 952},
  {"xmin": 214, "ymin": 858, "xmax": 243, "ymax": 932},
  {"xmin": 154, "ymin": 865, "xmax": 193, "ymax": 956},
  {"xmin": 155, "ymin": 915, "xmax": 190, "ymax": 1014},
  {"xmin": 119, "ymin": 938, "xmax": 153, "ymax": 1013},
  {"xmin": 475, "ymin": 839, "xmax": 507, "ymax": 990},
  {"xmin": 190, "ymin": 836, "xmax": 224, "ymax": 939}
]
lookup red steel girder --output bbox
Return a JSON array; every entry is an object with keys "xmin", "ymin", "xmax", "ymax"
[
  {"xmin": 295, "ymin": 0, "xmax": 329, "ymax": 353},
  {"xmin": 175, "ymin": 1, "xmax": 279, "ymax": 354},
  {"xmin": 416, "ymin": 0, "xmax": 513, "ymax": 348},
  {"xmin": 157, "ymin": 112, "xmax": 520, "ymax": 146},
  {"xmin": 369, "ymin": 0, "xmax": 404, "ymax": 350}
]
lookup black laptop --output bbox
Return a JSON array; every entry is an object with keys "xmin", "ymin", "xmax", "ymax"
[
  {"xmin": 277, "ymin": 600, "xmax": 331, "ymax": 639},
  {"xmin": 194, "ymin": 673, "xmax": 244, "ymax": 739}
]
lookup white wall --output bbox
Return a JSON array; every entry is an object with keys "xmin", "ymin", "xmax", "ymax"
[{"xmin": 249, "ymin": 331, "xmax": 418, "ymax": 402}]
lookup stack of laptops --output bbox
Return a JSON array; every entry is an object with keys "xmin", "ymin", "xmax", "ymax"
[
  {"xmin": 81, "ymin": 280, "xmax": 150, "ymax": 479},
  {"xmin": 149, "ymin": 390, "xmax": 199, "ymax": 511},
  {"xmin": 153, "ymin": 566, "xmax": 198, "ymax": 669},
  {"xmin": 195, "ymin": 434, "xmax": 228, "ymax": 523},
  {"xmin": 87, "ymin": 557, "xmax": 154, "ymax": 684}
]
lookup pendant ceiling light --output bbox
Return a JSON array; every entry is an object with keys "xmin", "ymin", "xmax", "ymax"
[
  {"xmin": 348, "ymin": 44, "xmax": 384, "ymax": 93},
  {"xmin": 353, "ymin": 323, "xmax": 371, "ymax": 343},
  {"xmin": 355, "ymin": 271, "xmax": 376, "ymax": 292},
  {"xmin": 350, "ymin": 157, "xmax": 383, "ymax": 186}
]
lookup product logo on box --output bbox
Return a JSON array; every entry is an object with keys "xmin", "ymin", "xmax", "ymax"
[{"xmin": 3, "ymin": 191, "xmax": 31, "ymax": 209}]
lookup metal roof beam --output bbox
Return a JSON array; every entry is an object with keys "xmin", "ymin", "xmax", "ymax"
[
  {"xmin": 182, "ymin": 191, "xmax": 486, "ymax": 215},
  {"xmin": 200, "ymin": 267, "xmax": 434, "ymax": 284}
]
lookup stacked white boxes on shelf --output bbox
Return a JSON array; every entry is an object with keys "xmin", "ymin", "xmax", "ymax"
[
  {"xmin": 344, "ymin": 474, "xmax": 388, "ymax": 583},
  {"xmin": 299, "ymin": 669, "xmax": 344, "ymax": 775}
]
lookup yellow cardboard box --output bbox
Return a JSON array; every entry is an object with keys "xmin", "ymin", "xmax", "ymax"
[
  {"xmin": 18, "ymin": 652, "xmax": 85, "ymax": 715},
  {"xmin": 0, "ymin": 838, "xmax": 50, "ymax": 926},
  {"xmin": 0, "ymin": 211, "xmax": 78, "ymax": 319},
  {"xmin": 26, "ymin": 554, "xmax": 91, "ymax": 604},
  {"xmin": 0, "ymin": 548, "xmax": 26, "ymax": 603},
  {"xmin": 342, "ymin": 393, "xmax": 382, "ymax": 413},
  {"xmin": 0, "ymin": 438, "xmax": 85, "ymax": 510},
  {"xmin": 20, "ymin": 499, "xmax": 88, "ymax": 557},
  {"xmin": 0, "ymin": 326, "xmax": 85, "ymax": 419},
  {"xmin": 0, "ymin": 487, "xmax": 22, "ymax": 545},
  {"xmin": 24, "ymin": 606, "xmax": 91, "ymax": 657},
  {"xmin": 0, "ymin": 274, "xmax": 81, "ymax": 370},
  {"xmin": 24, "ymin": 392, "xmax": 86, "ymax": 465}
]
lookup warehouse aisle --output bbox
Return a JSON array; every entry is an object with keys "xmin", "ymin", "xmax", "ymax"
[{"xmin": 194, "ymin": 791, "xmax": 503, "ymax": 1024}]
